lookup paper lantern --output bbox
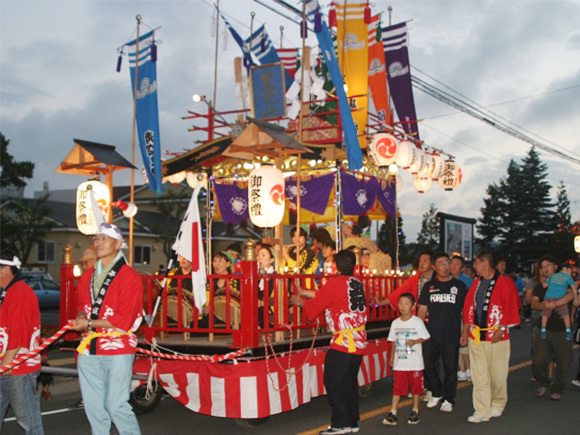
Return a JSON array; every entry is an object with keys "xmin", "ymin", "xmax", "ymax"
[
  {"xmin": 575, "ymin": 235, "xmax": 580, "ymax": 253},
  {"xmin": 396, "ymin": 173, "xmax": 403, "ymax": 195},
  {"xmin": 413, "ymin": 169, "xmax": 432, "ymax": 193},
  {"xmin": 248, "ymin": 166, "xmax": 285, "ymax": 227},
  {"xmin": 431, "ymin": 154, "xmax": 445, "ymax": 180},
  {"xmin": 438, "ymin": 160, "xmax": 462, "ymax": 191},
  {"xmin": 409, "ymin": 147, "xmax": 426, "ymax": 174},
  {"xmin": 76, "ymin": 180, "xmax": 110, "ymax": 235},
  {"xmin": 395, "ymin": 140, "xmax": 415, "ymax": 168},
  {"xmin": 166, "ymin": 171, "xmax": 186, "ymax": 185},
  {"xmin": 369, "ymin": 133, "xmax": 399, "ymax": 166}
]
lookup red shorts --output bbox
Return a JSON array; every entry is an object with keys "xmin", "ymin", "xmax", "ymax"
[{"xmin": 393, "ymin": 370, "xmax": 425, "ymax": 396}]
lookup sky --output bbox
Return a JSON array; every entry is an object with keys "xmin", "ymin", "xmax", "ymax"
[{"xmin": 1, "ymin": 0, "xmax": 579, "ymax": 243}]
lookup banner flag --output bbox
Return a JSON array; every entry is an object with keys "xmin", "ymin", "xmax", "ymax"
[
  {"xmin": 341, "ymin": 170, "xmax": 379, "ymax": 216},
  {"xmin": 220, "ymin": 14, "xmax": 255, "ymax": 71},
  {"xmin": 246, "ymin": 25, "xmax": 293, "ymax": 90},
  {"xmin": 382, "ymin": 22, "xmax": 420, "ymax": 139},
  {"xmin": 171, "ymin": 184, "xmax": 207, "ymax": 310},
  {"xmin": 312, "ymin": 21, "xmax": 363, "ymax": 170},
  {"xmin": 126, "ymin": 30, "xmax": 163, "ymax": 194},
  {"xmin": 277, "ymin": 48, "xmax": 299, "ymax": 78},
  {"xmin": 336, "ymin": 1, "xmax": 369, "ymax": 147},
  {"xmin": 377, "ymin": 181, "xmax": 396, "ymax": 220},
  {"xmin": 368, "ymin": 15, "xmax": 389, "ymax": 126},
  {"xmin": 285, "ymin": 173, "xmax": 335, "ymax": 215},
  {"xmin": 214, "ymin": 182, "xmax": 250, "ymax": 224}
]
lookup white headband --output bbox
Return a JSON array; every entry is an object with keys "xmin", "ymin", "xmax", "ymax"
[
  {"xmin": 0, "ymin": 256, "xmax": 22, "ymax": 269},
  {"xmin": 96, "ymin": 223, "xmax": 128, "ymax": 250}
]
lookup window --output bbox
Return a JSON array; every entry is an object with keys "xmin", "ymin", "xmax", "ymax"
[
  {"xmin": 37, "ymin": 241, "xmax": 56, "ymax": 263},
  {"xmin": 133, "ymin": 245, "xmax": 151, "ymax": 266}
]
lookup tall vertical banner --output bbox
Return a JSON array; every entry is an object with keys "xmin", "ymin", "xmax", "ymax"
[
  {"xmin": 367, "ymin": 15, "xmax": 390, "ymax": 127},
  {"xmin": 246, "ymin": 25, "xmax": 293, "ymax": 90},
  {"xmin": 336, "ymin": 1, "xmax": 369, "ymax": 147},
  {"xmin": 382, "ymin": 22, "xmax": 420, "ymax": 140},
  {"xmin": 126, "ymin": 30, "xmax": 163, "ymax": 194}
]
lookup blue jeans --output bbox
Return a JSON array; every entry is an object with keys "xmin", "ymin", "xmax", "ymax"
[
  {"xmin": 78, "ymin": 353, "xmax": 140, "ymax": 435},
  {"xmin": 0, "ymin": 371, "xmax": 44, "ymax": 434}
]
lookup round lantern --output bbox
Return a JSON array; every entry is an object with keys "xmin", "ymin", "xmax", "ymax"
[
  {"xmin": 431, "ymin": 154, "xmax": 445, "ymax": 180},
  {"xmin": 409, "ymin": 147, "xmax": 426, "ymax": 174},
  {"xmin": 575, "ymin": 235, "xmax": 580, "ymax": 253},
  {"xmin": 76, "ymin": 180, "xmax": 110, "ymax": 235},
  {"xmin": 395, "ymin": 140, "xmax": 415, "ymax": 168},
  {"xmin": 166, "ymin": 171, "xmax": 186, "ymax": 185},
  {"xmin": 369, "ymin": 133, "xmax": 399, "ymax": 166},
  {"xmin": 413, "ymin": 168, "xmax": 433, "ymax": 193},
  {"xmin": 438, "ymin": 160, "xmax": 462, "ymax": 191},
  {"xmin": 248, "ymin": 166, "xmax": 285, "ymax": 228}
]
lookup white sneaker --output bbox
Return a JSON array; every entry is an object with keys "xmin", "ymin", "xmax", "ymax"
[
  {"xmin": 422, "ymin": 390, "xmax": 433, "ymax": 402},
  {"xmin": 457, "ymin": 371, "xmax": 468, "ymax": 381},
  {"xmin": 440, "ymin": 400, "xmax": 453, "ymax": 413},
  {"xmin": 490, "ymin": 409, "xmax": 502, "ymax": 418},
  {"xmin": 571, "ymin": 379, "xmax": 580, "ymax": 388},
  {"xmin": 467, "ymin": 413, "xmax": 490, "ymax": 423},
  {"xmin": 465, "ymin": 369, "xmax": 471, "ymax": 380},
  {"xmin": 426, "ymin": 396, "xmax": 442, "ymax": 409}
]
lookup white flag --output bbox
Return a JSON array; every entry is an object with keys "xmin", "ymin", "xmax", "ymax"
[{"xmin": 171, "ymin": 184, "xmax": 207, "ymax": 310}]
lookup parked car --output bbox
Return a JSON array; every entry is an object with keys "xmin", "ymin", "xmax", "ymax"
[{"xmin": 22, "ymin": 276, "xmax": 60, "ymax": 309}]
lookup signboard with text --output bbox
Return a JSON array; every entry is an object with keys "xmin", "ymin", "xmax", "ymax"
[{"xmin": 250, "ymin": 63, "xmax": 287, "ymax": 120}]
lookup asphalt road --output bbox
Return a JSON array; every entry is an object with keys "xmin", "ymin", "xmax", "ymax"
[{"xmin": 2, "ymin": 323, "xmax": 579, "ymax": 434}]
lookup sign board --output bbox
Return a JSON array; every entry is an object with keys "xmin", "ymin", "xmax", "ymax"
[
  {"xmin": 250, "ymin": 63, "xmax": 287, "ymax": 120},
  {"xmin": 437, "ymin": 212, "xmax": 476, "ymax": 260}
]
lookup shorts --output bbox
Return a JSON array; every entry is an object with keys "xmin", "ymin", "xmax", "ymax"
[
  {"xmin": 542, "ymin": 298, "xmax": 569, "ymax": 318},
  {"xmin": 459, "ymin": 345, "xmax": 469, "ymax": 355},
  {"xmin": 393, "ymin": 370, "xmax": 424, "ymax": 396}
]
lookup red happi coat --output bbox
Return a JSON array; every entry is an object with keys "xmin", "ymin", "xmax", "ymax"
[
  {"xmin": 0, "ymin": 281, "xmax": 42, "ymax": 375},
  {"xmin": 463, "ymin": 274, "xmax": 520, "ymax": 342},
  {"xmin": 304, "ymin": 275, "xmax": 368, "ymax": 355},
  {"xmin": 76, "ymin": 263, "xmax": 144, "ymax": 355}
]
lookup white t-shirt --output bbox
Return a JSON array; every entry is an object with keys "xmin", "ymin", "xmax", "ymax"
[{"xmin": 387, "ymin": 315, "xmax": 430, "ymax": 371}]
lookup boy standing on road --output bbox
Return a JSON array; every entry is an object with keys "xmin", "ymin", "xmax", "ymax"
[{"xmin": 383, "ymin": 293, "xmax": 430, "ymax": 426}]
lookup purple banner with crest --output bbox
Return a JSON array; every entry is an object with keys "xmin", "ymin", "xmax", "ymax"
[
  {"xmin": 341, "ymin": 170, "xmax": 379, "ymax": 216},
  {"xmin": 377, "ymin": 182, "xmax": 396, "ymax": 220},
  {"xmin": 285, "ymin": 173, "xmax": 335, "ymax": 215},
  {"xmin": 382, "ymin": 22, "xmax": 420, "ymax": 140},
  {"xmin": 214, "ymin": 182, "xmax": 249, "ymax": 224}
]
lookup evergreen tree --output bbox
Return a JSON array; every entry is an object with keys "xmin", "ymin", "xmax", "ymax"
[
  {"xmin": 378, "ymin": 209, "xmax": 407, "ymax": 267},
  {"xmin": 555, "ymin": 181, "xmax": 571, "ymax": 232},
  {"xmin": 416, "ymin": 203, "xmax": 440, "ymax": 250},
  {"xmin": 0, "ymin": 133, "xmax": 34, "ymax": 189}
]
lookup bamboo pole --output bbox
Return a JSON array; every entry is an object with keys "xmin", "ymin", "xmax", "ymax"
[
  {"xmin": 129, "ymin": 15, "xmax": 141, "ymax": 267},
  {"xmin": 213, "ymin": 0, "xmax": 220, "ymax": 107}
]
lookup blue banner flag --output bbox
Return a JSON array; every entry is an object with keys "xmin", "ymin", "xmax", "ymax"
[
  {"xmin": 246, "ymin": 25, "xmax": 293, "ymax": 90},
  {"xmin": 314, "ymin": 21, "xmax": 363, "ymax": 170},
  {"xmin": 126, "ymin": 30, "xmax": 163, "ymax": 194},
  {"xmin": 220, "ymin": 14, "xmax": 255, "ymax": 71}
]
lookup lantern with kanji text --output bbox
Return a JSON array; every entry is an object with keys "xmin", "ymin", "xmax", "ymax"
[
  {"xmin": 438, "ymin": 160, "xmax": 462, "ymax": 191},
  {"xmin": 248, "ymin": 166, "xmax": 285, "ymax": 227},
  {"xmin": 76, "ymin": 180, "xmax": 110, "ymax": 235}
]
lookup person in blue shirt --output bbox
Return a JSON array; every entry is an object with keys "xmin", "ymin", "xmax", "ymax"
[{"xmin": 541, "ymin": 264, "xmax": 579, "ymax": 340}]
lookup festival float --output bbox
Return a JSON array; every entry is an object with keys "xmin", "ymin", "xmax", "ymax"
[{"xmin": 16, "ymin": 0, "xmax": 464, "ymax": 424}]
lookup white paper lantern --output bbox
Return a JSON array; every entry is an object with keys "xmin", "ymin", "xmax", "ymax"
[
  {"xmin": 76, "ymin": 180, "xmax": 110, "ymax": 235},
  {"xmin": 409, "ymin": 147, "xmax": 426, "ymax": 174},
  {"xmin": 166, "ymin": 171, "xmax": 186, "ymax": 185},
  {"xmin": 248, "ymin": 166, "xmax": 285, "ymax": 227},
  {"xmin": 396, "ymin": 173, "xmax": 403, "ymax": 195},
  {"xmin": 575, "ymin": 235, "xmax": 580, "ymax": 253},
  {"xmin": 438, "ymin": 160, "xmax": 463, "ymax": 191},
  {"xmin": 431, "ymin": 154, "xmax": 445, "ymax": 180},
  {"xmin": 413, "ymin": 169, "xmax": 433, "ymax": 193},
  {"xmin": 395, "ymin": 140, "xmax": 414, "ymax": 168},
  {"xmin": 369, "ymin": 133, "xmax": 399, "ymax": 166}
]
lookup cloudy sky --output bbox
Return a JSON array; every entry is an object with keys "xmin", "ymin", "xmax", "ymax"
[{"xmin": 1, "ymin": 0, "xmax": 579, "ymax": 242}]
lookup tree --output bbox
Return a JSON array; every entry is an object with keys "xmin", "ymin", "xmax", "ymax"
[
  {"xmin": 0, "ymin": 196, "xmax": 57, "ymax": 263},
  {"xmin": 377, "ymin": 209, "xmax": 407, "ymax": 267},
  {"xmin": 555, "ymin": 181, "xmax": 571, "ymax": 232},
  {"xmin": 477, "ymin": 147, "xmax": 555, "ymax": 267},
  {"xmin": 0, "ymin": 133, "xmax": 34, "ymax": 189},
  {"xmin": 550, "ymin": 181, "xmax": 576, "ymax": 262},
  {"xmin": 416, "ymin": 203, "xmax": 440, "ymax": 251}
]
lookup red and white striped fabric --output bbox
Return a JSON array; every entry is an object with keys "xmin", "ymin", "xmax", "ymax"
[
  {"xmin": 133, "ymin": 339, "xmax": 390, "ymax": 419},
  {"xmin": 276, "ymin": 48, "xmax": 299, "ymax": 78}
]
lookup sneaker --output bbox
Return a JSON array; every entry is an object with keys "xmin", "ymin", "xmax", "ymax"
[
  {"xmin": 349, "ymin": 428, "xmax": 360, "ymax": 434},
  {"xmin": 319, "ymin": 427, "xmax": 352, "ymax": 434},
  {"xmin": 457, "ymin": 371, "xmax": 468, "ymax": 381},
  {"xmin": 426, "ymin": 396, "xmax": 442, "ymax": 409},
  {"xmin": 407, "ymin": 410, "xmax": 420, "ymax": 425},
  {"xmin": 68, "ymin": 399, "xmax": 84, "ymax": 409},
  {"xmin": 467, "ymin": 413, "xmax": 490, "ymax": 423},
  {"xmin": 540, "ymin": 327, "xmax": 547, "ymax": 339},
  {"xmin": 382, "ymin": 412, "xmax": 397, "ymax": 426},
  {"xmin": 422, "ymin": 390, "xmax": 433, "ymax": 402},
  {"xmin": 465, "ymin": 369, "xmax": 471, "ymax": 380},
  {"xmin": 536, "ymin": 386, "xmax": 548, "ymax": 397},
  {"xmin": 440, "ymin": 400, "xmax": 453, "ymax": 413},
  {"xmin": 571, "ymin": 379, "xmax": 580, "ymax": 388},
  {"xmin": 565, "ymin": 328, "xmax": 572, "ymax": 340},
  {"xmin": 550, "ymin": 392, "xmax": 562, "ymax": 400},
  {"xmin": 490, "ymin": 409, "xmax": 503, "ymax": 418},
  {"xmin": 407, "ymin": 391, "xmax": 413, "ymax": 398}
]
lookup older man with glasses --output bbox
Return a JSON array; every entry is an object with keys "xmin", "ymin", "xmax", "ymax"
[{"xmin": 69, "ymin": 223, "xmax": 143, "ymax": 435}]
